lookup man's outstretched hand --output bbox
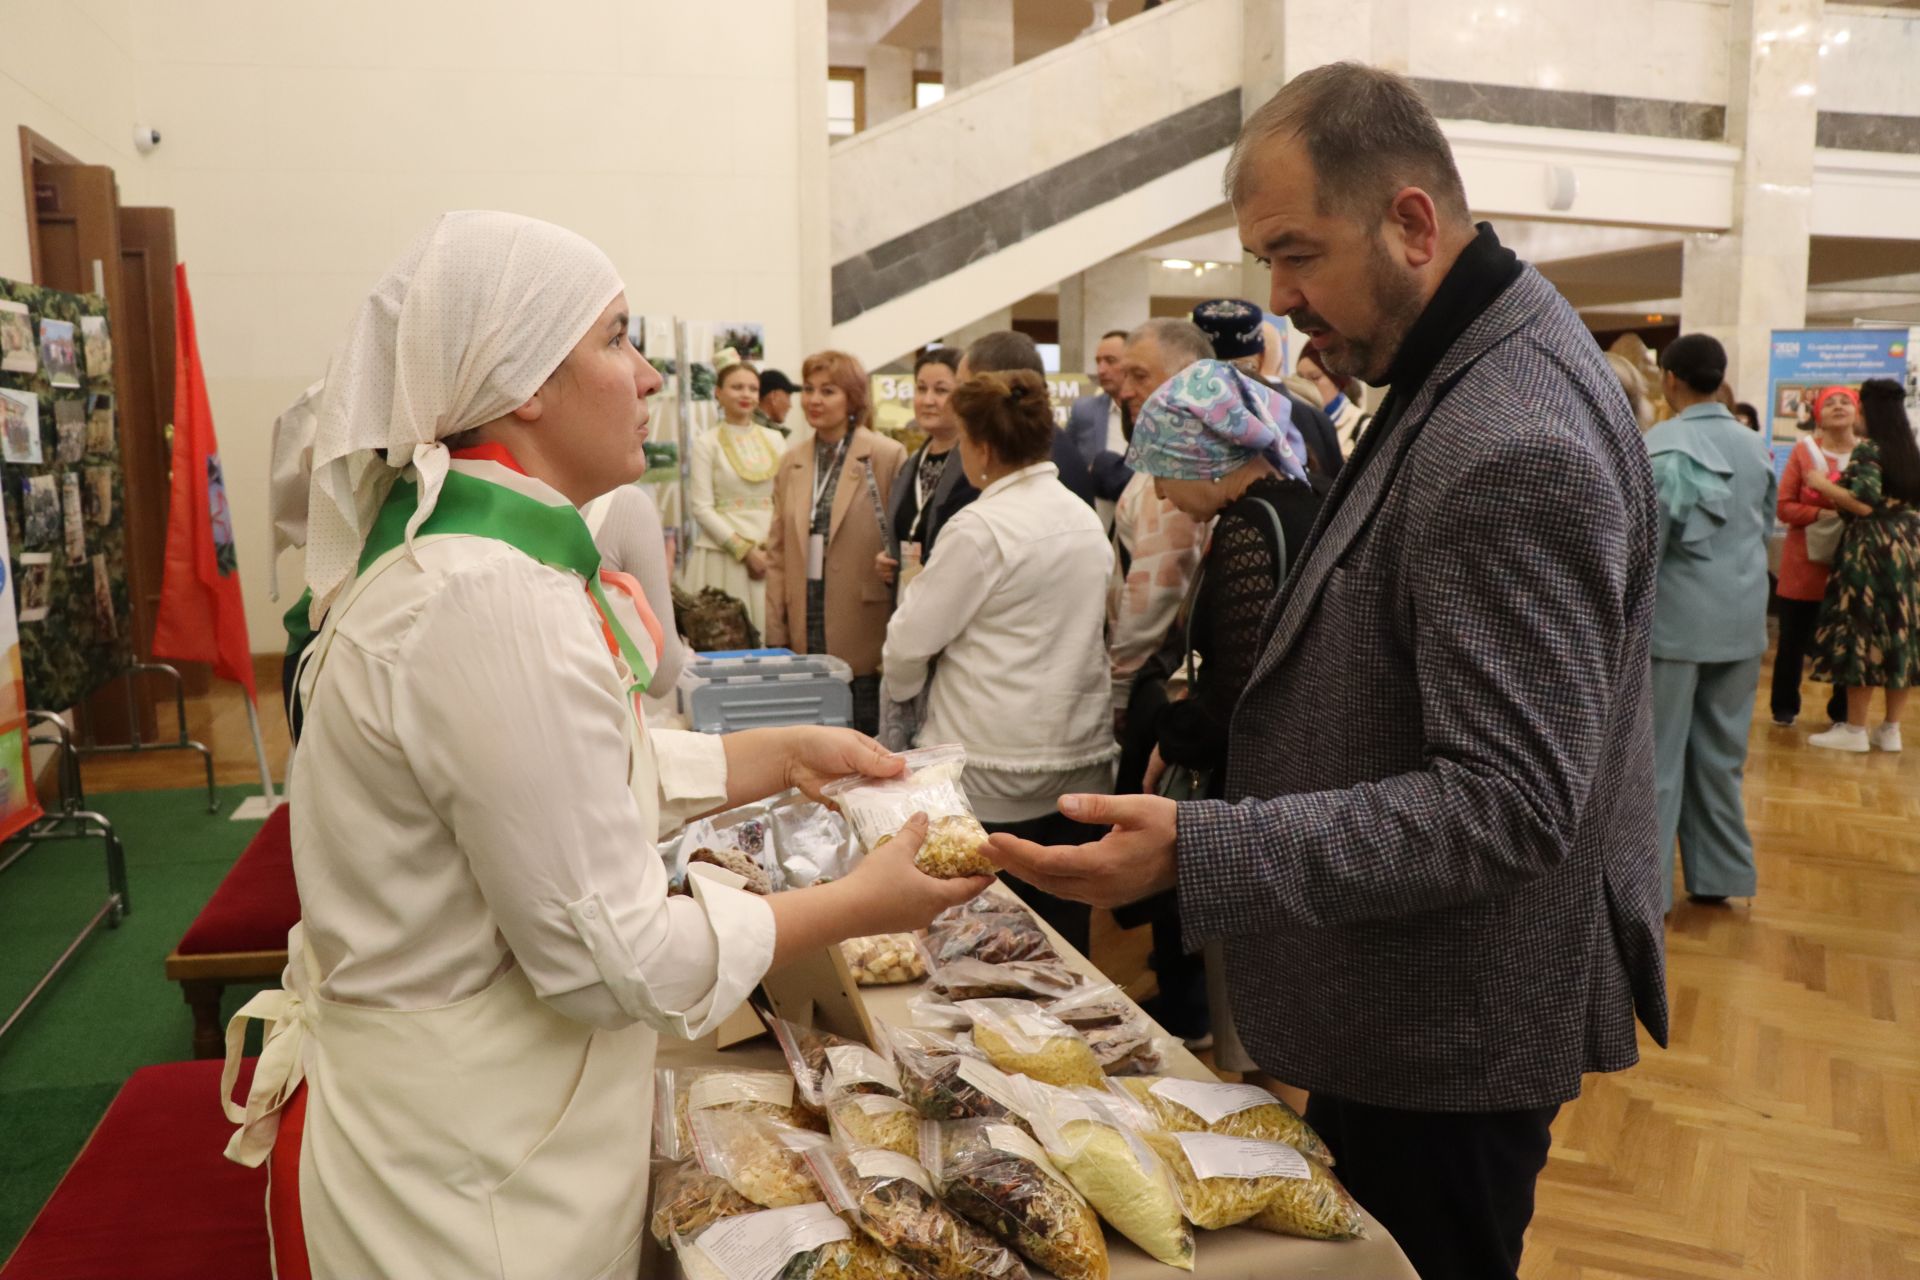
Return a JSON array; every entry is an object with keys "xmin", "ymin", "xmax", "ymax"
[{"xmin": 985, "ymin": 793, "xmax": 1179, "ymax": 909}]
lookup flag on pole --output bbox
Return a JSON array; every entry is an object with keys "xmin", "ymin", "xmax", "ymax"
[{"xmin": 152, "ymin": 263, "xmax": 256, "ymax": 700}]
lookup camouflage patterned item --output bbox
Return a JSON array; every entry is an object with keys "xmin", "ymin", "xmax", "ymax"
[{"xmin": 673, "ymin": 584, "xmax": 760, "ymax": 653}]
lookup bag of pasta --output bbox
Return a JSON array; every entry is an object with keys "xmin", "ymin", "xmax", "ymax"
[
  {"xmin": 1144, "ymin": 1130, "xmax": 1365, "ymax": 1240},
  {"xmin": 960, "ymin": 998, "xmax": 1107, "ymax": 1090},
  {"xmin": 828, "ymin": 1093, "xmax": 922, "ymax": 1158},
  {"xmin": 879, "ymin": 1022, "xmax": 1032, "ymax": 1127},
  {"xmin": 1025, "ymin": 1082, "xmax": 1194, "ymax": 1271},
  {"xmin": 806, "ymin": 1140, "xmax": 1030, "ymax": 1280},
  {"xmin": 1049, "ymin": 984, "xmax": 1162, "ymax": 1077},
  {"xmin": 649, "ymin": 1160, "xmax": 757, "ymax": 1250},
  {"xmin": 924, "ymin": 909, "xmax": 1058, "ymax": 966},
  {"xmin": 769, "ymin": 1016, "xmax": 903, "ymax": 1110},
  {"xmin": 655, "ymin": 1067, "xmax": 825, "ymax": 1162},
  {"xmin": 922, "ymin": 1119, "xmax": 1110, "ymax": 1280},
  {"xmin": 674, "ymin": 1200, "xmax": 916, "ymax": 1280},
  {"xmin": 820, "ymin": 744, "xmax": 994, "ymax": 879},
  {"xmin": 840, "ymin": 933, "xmax": 925, "ymax": 985},
  {"xmin": 689, "ymin": 1109, "xmax": 828, "ymax": 1210},
  {"xmin": 1113, "ymin": 1075, "xmax": 1331, "ymax": 1162}
]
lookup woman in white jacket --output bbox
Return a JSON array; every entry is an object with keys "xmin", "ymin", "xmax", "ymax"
[{"xmin": 882, "ymin": 369, "xmax": 1116, "ymax": 952}]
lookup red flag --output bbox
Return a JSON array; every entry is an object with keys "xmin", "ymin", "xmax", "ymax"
[{"xmin": 152, "ymin": 264, "xmax": 256, "ymax": 700}]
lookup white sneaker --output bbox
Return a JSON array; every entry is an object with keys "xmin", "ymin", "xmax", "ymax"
[
  {"xmin": 1871, "ymin": 723, "xmax": 1903, "ymax": 753},
  {"xmin": 1809, "ymin": 723, "xmax": 1871, "ymax": 753}
]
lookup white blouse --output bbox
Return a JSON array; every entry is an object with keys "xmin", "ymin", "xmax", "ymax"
[
  {"xmin": 688, "ymin": 422, "xmax": 783, "ymax": 554},
  {"xmin": 289, "ymin": 484, "xmax": 775, "ymax": 1032}
]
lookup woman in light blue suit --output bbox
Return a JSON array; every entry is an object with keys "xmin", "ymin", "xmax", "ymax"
[{"xmin": 1644, "ymin": 335, "xmax": 1778, "ymax": 909}]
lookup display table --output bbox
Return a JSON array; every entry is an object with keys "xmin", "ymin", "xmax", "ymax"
[{"xmin": 655, "ymin": 894, "xmax": 1417, "ymax": 1279}]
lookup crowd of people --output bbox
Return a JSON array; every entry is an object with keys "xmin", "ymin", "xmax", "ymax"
[{"xmin": 245, "ymin": 59, "xmax": 1917, "ymax": 1280}]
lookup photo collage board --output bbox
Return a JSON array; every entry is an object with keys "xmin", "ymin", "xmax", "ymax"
[{"xmin": 0, "ymin": 277, "xmax": 134, "ymax": 715}]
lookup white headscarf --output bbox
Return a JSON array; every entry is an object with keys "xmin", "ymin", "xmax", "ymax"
[{"xmin": 293, "ymin": 210, "xmax": 623, "ymax": 625}]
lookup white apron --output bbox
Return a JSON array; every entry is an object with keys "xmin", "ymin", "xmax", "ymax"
[{"xmin": 224, "ymin": 506, "xmax": 699, "ymax": 1278}]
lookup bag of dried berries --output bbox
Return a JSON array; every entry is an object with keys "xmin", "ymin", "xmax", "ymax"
[
  {"xmin": 922, "ymin": 1119, "xmax": 1110, "ymax": 1280},
  {"xmin": 878, "ymin": 1021, "xmax": 1033, "ymax": 1128},
  {"xmin": 805, "ymin": 1140, "xmax": 1031, "ymax": 1280},
  {"xmin": 820, "ymin": 744, "xmax": 994, "ymax": 878}
]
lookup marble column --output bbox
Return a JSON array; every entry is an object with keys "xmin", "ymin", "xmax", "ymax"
[
  {"xmin": 1244, "ymin": 0, "xmax": 1379, "ymax": 120},
  {"xmin": 865, "ymin": 44, "xmax": 914, "ymax": 127},
  {"xmin": 1059, "ymin": 256, "xmax": 1151, "ymax": 375},
  {"xmin": 942, "ymin": 0, "xmax": 1014, "ymax": 91},
  {"xmin": 1680, "ymin": 0, "xmax": 1820, "ymax": 418},
  {"xmin": 795, "ymin": 0, "xmax": 834, "ymax": 354}
]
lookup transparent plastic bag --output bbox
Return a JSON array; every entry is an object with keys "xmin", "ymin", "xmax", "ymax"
[
  {"xmin": 770, "ymin": 794, "xmax": 863, "ymax": 889},
  {"xmin": 924, "ymin": 910, "xmax": 1057, "ymax": 966},
  {"xmin": 806, "ymin": 1140, "xmax": 1030, "ymax": 1280},
  {"xmin": 1144, "ymin": 1130, "xmax": 1365, "ymax": 1240},
  {"xmin": 922, "ymin": 1119, "xmax": 1110, "ymax": 1280},
  {"xmin": 673, "ymin": 1201, "xmax": 876, "ymax": 1280},
  {"xmin": 655, "ymin": 1067, "xmax": 825, "ymax": 1162},
  {"xmin": 960, "ymin": 999, "xmax": 1108, "ymax": 1090},
  {"xmin": 769, "ymin": 1016, "xmax": 902, "ymax": 1110},
  {"xmin": 879, "ymin": 1022, "xmax": 1031, "ymax": 1127},
  {"xmin": 828, "ymin": 1093, "xmax": 922, "ymax": 1157},
  {"xmin": 839, "ymin": 933, "xmax": 925, "ymax": 985},
  {"xmin": 649, "ymin": 1159, "xmax": 757, "ymax": 1250},
  {"xmin": 689, "ymin": 1109, "xmax": 828, "ymax": 1209},
  {"xmin": 1026, "ymin": 1083, "xmax": 1194, "ymax": 1271},
  {"xmin": 923, "ymin": 950, "xmax": 1085, "ymax": 1003},
  {"xmin": 668, "ymin": 801, "xmax": 779, "ymax": 895},
  {"xmin": 1112, "ymin": 1076, "xmax": 1332, "ymax": 1163},
  {"xmin": 820, "ymin": 744, "xmax": 993, "ymax": 878},
  {"xmin": 1048, "ymin": 984, "xmax": 1160, "ymax": 1077}
]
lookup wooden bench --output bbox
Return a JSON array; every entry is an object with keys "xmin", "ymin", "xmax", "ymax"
[
  {"xmin": 0, "ymin": 1058, "xmax": 270, "ymax": 1280},
  {"xmin": 165, "ymin": 804, "xmax": 296, "ymax": 1057}
]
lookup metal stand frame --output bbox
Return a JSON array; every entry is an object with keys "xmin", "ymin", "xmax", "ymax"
[
  {"xmin": 75, "ymin": 662, "xmax": 218, "ymax": 813},
  {"xmin": 0, "ymin": 711, "xmax": 129, "ymax": 1044}
]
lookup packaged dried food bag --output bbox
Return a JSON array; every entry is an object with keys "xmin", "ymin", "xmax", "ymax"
[
  {"xmin": 1144, "ymin": 1131, "xmax": 1365, "ymax": 1240},
  {"xmin": 1112, "ymin": 1076, "xmax": 1332, "ymax": 1163},
  {"xmin": 839, "ymin": 934, "xmax": 925, "ymax": 985},
  {"xmin": 655, "ymin": 1066, "xmax": 825, "ymax": 1161},
  {"xmin": 924, "ymin": 910, "xmax": 1058, "ymax": 966},
  {"xmin": 769, "ymin": 1016, "xmax": 902, "ymax": 1110},
  {"xmin": 806, "ymin": 1140, "xmax": 1030, "ymax": 1280},
  {"xmin": 769, "ymin": 794, "xmax": 863, "ymax": 888},
  {"xmin": 689, "ymin": 1109, "xmax": 828, "ymax": 1209},
  {"xmin": 828, "ymin": 1093, "xmax": 921, "ymax": 1158},
  {"xmin": 668, "ymin": 1205, "xmax": 871, "ymax": 1280},
  {"xmin": 820, "ymin": 744, "xmax": 994, "ymax": 879},
  {"xmin": 960, "ymin": 999, "xmax": 1108, "ymax": 1090},
  {"xmin": 649, "ymin": 1160, "xmax": 757, "ymax": 1250},
  {"xmin": 879, "ymin": 1022, "xmax": 1032, "ymax": 1127},
  {"xmin": 1048, "ymin": 985, "xmax": 1161, "ymax": 1077},
  {"xmin": 1026, "ymin": 1082, "xmax": 1194, "ymax": 1270},
  {"xmin": 665, "ymin": 800, "xmax": 781, "ymax": 894},
  {"xmin": 922, "ymin": 952, "xmax": 1084, "ymax": 1003},
  {"xmin": 922, "ymin": 1119, "xmax": 1110, "ymax": 1280}
]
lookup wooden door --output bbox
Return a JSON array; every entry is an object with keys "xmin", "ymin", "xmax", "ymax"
[{"xmin": 30, "ymin": 161, "xmax": 163, "ymax": 740}]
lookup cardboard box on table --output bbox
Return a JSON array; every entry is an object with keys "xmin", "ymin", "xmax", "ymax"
[{"xmin": 655, "ymin": 891, "xmax": 1418, "ymax": 1279}]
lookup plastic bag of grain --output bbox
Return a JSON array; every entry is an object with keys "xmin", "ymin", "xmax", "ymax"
[
  {"xmin": 1025, "ymin": 1082, "xmax": 1194, "ymax": 1271},
  {"xmin": 960, "ymin": 998, "xmax": 1107, "ymax": 1090},
  {"xmin": 1112, "ymin": 1076, "xmax": 1332, "ymax": 1162},
  {"xmin": 1143, "ymin": 1130, "xmax": 1365, "ymax": 1240}
]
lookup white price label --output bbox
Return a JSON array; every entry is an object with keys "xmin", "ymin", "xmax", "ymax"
[
  {"xmin": 1149, "ymin": 1078, "xmax": 1282, "ymax": 1125},
  {"xmin": 826, "ymin": 1044, "xmax": 901, "ymax": 1096},
  {"xmin": 984, "ymin": 1123, "xmax": 1080, "ymax": 1195},
  {"xmin": 1174, "ymin": 1132, "xmax": 1310, "ymax": 1182},
  {"xmin": 689, "ymin": 1073, "xmax": 793, "ymax": 1113},
  {"xmin": 692, "ymin": 1203, "xmax": 850, "ymax": 1280},
  {"xmin": 850, "ymin": 1146, "xmax": 934, "ymax": 1195}
]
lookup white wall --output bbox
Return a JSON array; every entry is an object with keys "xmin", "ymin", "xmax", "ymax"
[
  {"xmin": 3, "ymin": 0, "xmax": 826, "ymax": 650},
  {"xmin": 1407, "ymin": 0, "xmax": 1731, "ymax": 104},
  {"xmin": 1818, "ymin": 6, "xmax": 1920, "ymax": 117}
]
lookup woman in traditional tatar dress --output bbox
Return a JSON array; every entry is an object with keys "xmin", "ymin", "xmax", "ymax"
[
  {"xmin": 681, "ymin": 360, "xmax": 783, "ymax": 633},
  {"xmin": 226, "ymin": 212, "xmax": 988, "ymax": 1279}
]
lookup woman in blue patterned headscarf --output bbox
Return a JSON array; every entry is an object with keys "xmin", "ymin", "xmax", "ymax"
[{"xmin": 1123, "ymin": 356, "xmax": 1321, "ymax": 1079}]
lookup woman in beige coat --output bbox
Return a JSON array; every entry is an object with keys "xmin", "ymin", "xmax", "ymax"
[{"xmin": 765, "ymin": 349, "xmax": 905, "ymax": 733}]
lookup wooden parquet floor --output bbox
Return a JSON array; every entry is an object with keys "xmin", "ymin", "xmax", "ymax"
[{"xmin": 83, "ymin": 659, "xmax": 1920, "ymax": 1278}]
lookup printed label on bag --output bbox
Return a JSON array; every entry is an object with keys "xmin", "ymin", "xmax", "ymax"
[
  {"xmin": 693, "ymin": 1203, "xmax": 850, "ymax": 1280},
  {"xmin": 985, "ymin": 1123, "xmax": 1079, "ymax": 1193},
  {"xmin": 1173, "ymin": 1132, "xmax": 1309, "ymax": 1182},
  {"xmin": 826, "ymin": 1044, "xmax": 901, "ymax": 1096},
  {"xmin": 1149, "ymin": 1078, "xmax": 1280, "ymax": 1125},
  {"xmin": 689, "ymin": 1073, "xmax": 794, "ymax": 1113},
  {"xmin": 955, "ymin": 1058, "xmax": 1026, "ymax": 1115},
  {"xmin": 850, "ymin": 1146, "xmax": 934, "ymax": 1195},
  {"xmin": 852, "ymin": 1094, "xmax": 913, "ymax": 1117}
]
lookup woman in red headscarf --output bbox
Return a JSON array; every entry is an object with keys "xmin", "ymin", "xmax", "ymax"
[{"xmin": 1770, "ymin": 385, "xmax": 1859, "ymax": 726}]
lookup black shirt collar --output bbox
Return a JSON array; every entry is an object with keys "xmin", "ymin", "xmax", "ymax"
[{"xmin": 1379, "ymin": 222, "xmax": 1522, "ymax": 400}]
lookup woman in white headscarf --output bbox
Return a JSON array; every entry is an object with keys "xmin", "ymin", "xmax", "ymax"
[{"xmin": 230, "ymin": 212, "xmax": 988, "ymax": 1279}]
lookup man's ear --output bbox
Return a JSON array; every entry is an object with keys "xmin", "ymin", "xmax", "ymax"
[{"xmin": 511, "ymin": 392, "xmax": 544, "ymax": 423}]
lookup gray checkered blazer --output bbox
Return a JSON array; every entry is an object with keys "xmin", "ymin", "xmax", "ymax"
[{"xmin": 1178, "ymin": 266, "xmax": 1668, "ymax": 1112}]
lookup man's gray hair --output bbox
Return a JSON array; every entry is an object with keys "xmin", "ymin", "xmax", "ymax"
[
  {"xmin": 1225, "ymin": 61, "xmax": 1469, "ymax": 222},
  {"xmin": 1127, "ymin": 317, "xmax": 1214, "ymax": 371}
]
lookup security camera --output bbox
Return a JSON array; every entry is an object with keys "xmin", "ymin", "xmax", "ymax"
[{"xmin": 133, "ymin": 126, "xmax": 162, "ymax": 154}]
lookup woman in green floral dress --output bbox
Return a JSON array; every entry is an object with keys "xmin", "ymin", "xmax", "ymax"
[{"xmin": 1805, "ymin": 378, "xmax": 1920, "ymax": 753}]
